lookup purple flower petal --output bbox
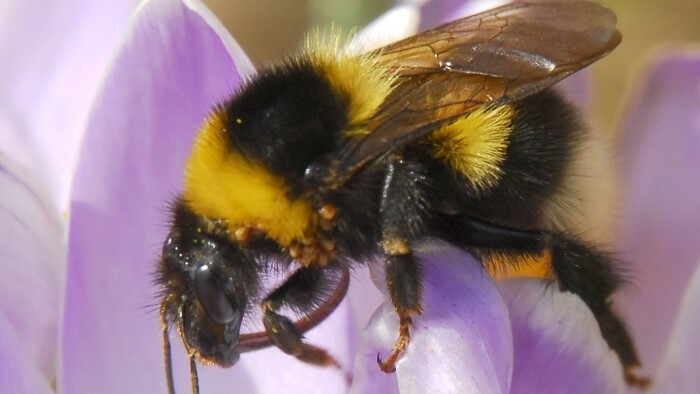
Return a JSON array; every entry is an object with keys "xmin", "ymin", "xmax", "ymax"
[
  {"xmin": 61, "ymin": 0, "xmax": 240, "ymax": 390},
  {"xmin": 650, "ymin": 259, "xmax": 700, "ymax": 393},
  {"xmin": 0, "ymin": 0, "xmax": 139, "ymax": 211},
  {"xmin": 615, "ymin": 52, "xmax": 700, "ymax": 376},
  {"xmin": 352, "ymin": 244, "xmax": 513, "ymax": 394},
  {"xmin": 405, "ymin": 0, "xmax": 508, "ymax": 30},
  {"xmin": 498, "ymin": 279, "xmax": 624, "ymax": 394},
  {"xmin": 0, "ymin": 154, "xmax": 62, "ymax": 384},
  {"xmin": 347, "ymin": 266, "xmax": 386, "ymax": 336},
  {"xmin": 347, "ymin": 5, "xmax": 420, "ymax": 54},
  {"xmin": 1, "ymin": 0, "xmax": 137, "ymax": 385},
  {"xmin": 0, "ymin": 314, "xmax": 53, "ymax": 394},
  {"xmin": 556, "ymin": 70, "xmax": 592, "ymax": 111}
]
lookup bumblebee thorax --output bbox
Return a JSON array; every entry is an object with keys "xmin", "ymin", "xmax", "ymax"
[{"xmin": 183, "ymin": 110, "xmax": 318, "ymax": 246}]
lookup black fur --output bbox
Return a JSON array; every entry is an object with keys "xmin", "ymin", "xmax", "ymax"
[{"xmin": 223, "ymin": 59, "xmax": 349, "ymax": 196}]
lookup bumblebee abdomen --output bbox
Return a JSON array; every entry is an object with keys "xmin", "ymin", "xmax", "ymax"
[{"xmin": 441, "ymin": 90, "xmax": 589, "ymax": 230}]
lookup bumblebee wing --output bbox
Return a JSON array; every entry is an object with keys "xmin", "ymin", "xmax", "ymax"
[
  {"xmin": 378, "ymin": 1, "xmax": 620, "ymax": 80},
  {"xmin": 330, "ymin": 1, "xmax": 620, "ymax": 182}
]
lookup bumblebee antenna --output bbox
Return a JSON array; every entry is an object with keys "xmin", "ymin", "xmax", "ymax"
[
  {"xmin": 176, "ymin": 304, "xmax": 201, "ymax": 394},
  {"xmin": 160, "ymin": 302, "xmax": 176, "ymax": 394},
  {"xmin": 188, "ymin": 354, "xmax": 200, "ymax": 394}
]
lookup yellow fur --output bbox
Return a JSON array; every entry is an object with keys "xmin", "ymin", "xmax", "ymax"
[
  {"xmin": 183, "ymin": 110, "xmax": 316, "ymax": 246},
  {"xmin": 303, "ymin": 31, "xmax": 396, "ymax": 133},
  {"xmin": 428, "ymin": 105, "xmax": 515, "ymax": 193},
  {"xmin": 486, "ymin": 251, "xmax": 553, "ymax": 281}
]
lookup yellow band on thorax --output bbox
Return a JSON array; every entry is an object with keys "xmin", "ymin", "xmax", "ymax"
[{"xmin": 183, "ymin": 110, "xmax": 316, "ymax": 246}]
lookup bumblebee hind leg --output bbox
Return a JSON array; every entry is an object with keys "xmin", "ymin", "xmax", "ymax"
[
  {"xmin": 549, "ymin": 236, "xmax": 650, "ymax": 388},
  {"xmin": 437, "ymin": 215, "xmax": 649, "ymax": 387}
]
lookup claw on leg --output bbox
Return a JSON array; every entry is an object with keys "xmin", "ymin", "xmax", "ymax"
[
  {"xmin": 377, "ymin": 315, "xmax": 413, "ymax": 373},
  {"xmin": 624, "ymin": 366, "xmax": 651, "ymax": 389}
]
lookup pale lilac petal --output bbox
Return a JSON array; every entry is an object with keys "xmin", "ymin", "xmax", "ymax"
[
  {"xmin": 347, "ymin": 5, "xmax": 420, "ymax": 55},
  {"xmin": 350, "ymin": 303, "xmax": 404, "ymax": 394},
  {"xmin": 184, "ymin": 0, "xmax": 254, "ymax": 78},
  {"xmin": 650, "ymin": 259, "xmax": 700, "ymax": 393},
  {"xmin": 0, "ymin": 0, "xmax": 139, "ymax": 212},
  {"xmin": 616, "ymin": 52, "xmax": 700, "ymax": 375},
  {"xmin": 348, "ymin": 266, "xmax": 385, "ymax": 334},
  {"xmin": 556, "ymin": 70, "xmax": 592, "ymax": 111},
  {"xmin": 499, "ymin": 280, "xmax": 624, "ymax": 394},
  {"xmin": 352, "ymin": 244, "xmax": 513, "ymax": 394},
  {"xmin": 0, "ymin": 314, "xmax": 52, "ymax": 394},
  {"xmin": 0, "ymin": 152, "xmax": 62, "ymax": 384},
  {"xmin": 407, "ymin": 0, "xmax": 509, "ymax": 30},
  {"xmin": 61, "ymin": 0, "xmax": 243, "ymax": 391},
  {"xmin": 1, "ymin": 0, "xmax": 135, "ymax": 383}
]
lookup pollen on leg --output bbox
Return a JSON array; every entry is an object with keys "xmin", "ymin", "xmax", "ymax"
[
  {"xmin": 319, "ymin": 203, "xmax": 337, "ymax": 220},
  {"xmin": 289, "ymin": 244, "xmax": 303, "ymax": 259},
  {"xmin": 382, "ymin": 238, "xmax": 411, "ymax": 256},
  {"xmin": 234, "ymin": 226, "xmax": 250, "ymax": 242}
]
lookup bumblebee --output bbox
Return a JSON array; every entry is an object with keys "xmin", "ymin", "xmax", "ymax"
[{"xmin": 156, "ymin": 1, "xmax": 648, "ymax": 392}]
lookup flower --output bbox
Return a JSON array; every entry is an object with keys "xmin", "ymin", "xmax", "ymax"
[
  {"xmin": 2, "ymin": 0, "xmax": 698, "ymax": 393},
  {"xmin": 0, "ymin": 0, "xmax": 138, "ymax": 392},
  {"xmin": 615, "ymin": 52, "xmax": 700, "ymax": 393}
]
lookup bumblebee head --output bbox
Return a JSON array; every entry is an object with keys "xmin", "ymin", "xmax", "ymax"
[{"xmin": 157, "ymin": 200, "xmax": 259, "ymax": 367}]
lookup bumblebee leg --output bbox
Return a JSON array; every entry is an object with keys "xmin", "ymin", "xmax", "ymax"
[
  {"xmin": 376, "ymin": 155, "xmax": 429, "ymax": 373},
  {"xmin": 376, "ymin": 252, "xmax": 423, "ymax": 373},
  {"xmin": 438, "ymin": 215, "xmax": 648, "ymax": 387},
  {"xmin": 549, "ymin": 236, "xmax": 650, "ymax": 388},
  {"xmin": 261, "ymin": 265, "xmax": 344, "ymax": 368}
]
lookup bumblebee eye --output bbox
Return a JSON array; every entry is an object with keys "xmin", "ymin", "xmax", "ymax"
[
  {"xmin": 194, "ymin": 264, "xmax": 237, "ymax": 324},
  {"xmin": 304, "ymin": 162, "xmax": 325, "ymax": 184}
]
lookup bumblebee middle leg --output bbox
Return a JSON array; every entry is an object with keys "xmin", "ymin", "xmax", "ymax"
[
  {"xmin": 376, "ymin": 154, "xmax": 431, "ymax": 373},
  {"xmin": 376, "ymin": 252, "xmax": 422, "ymax": 373},
  {"xmin": 261, "ymin": 265, "xmax": 345, "ymax": 368}
]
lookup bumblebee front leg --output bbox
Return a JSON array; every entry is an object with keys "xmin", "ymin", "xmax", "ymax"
[
  {"xmin": 261, "ymin": 266, "xmax": 344, "ymax": 368},
  {"xmin": 376, "ymin": 154, "xmax": 429, "ymax": 373}
]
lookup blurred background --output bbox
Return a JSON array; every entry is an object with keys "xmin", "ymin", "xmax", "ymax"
[{"xmin": 204, "ymin": 0, "xmax": 700, "ymax": 135}]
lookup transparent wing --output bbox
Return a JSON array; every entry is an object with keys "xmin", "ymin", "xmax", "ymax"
[{"xmin": 328, "ymin": 1, "xmax": 620, "ymax": 183}]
